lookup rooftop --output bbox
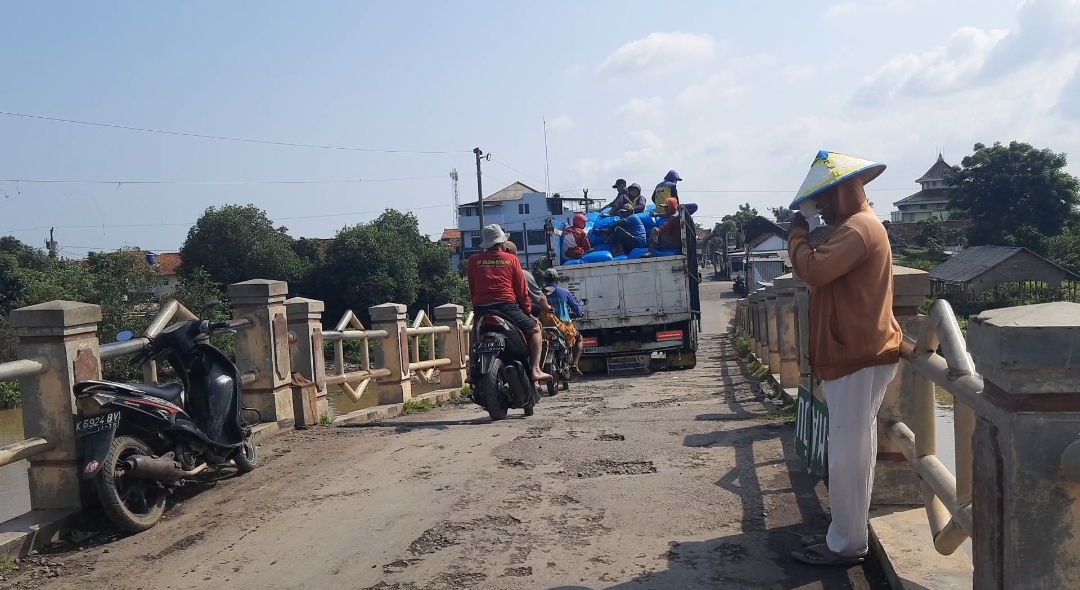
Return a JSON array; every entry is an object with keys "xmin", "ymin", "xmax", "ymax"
[
  {"xmin": 894, "ymin": 187, "xmax": 951, "ymax": 206},
  {"xmin": 916, "ymin": 154, "xmax": 953, "ymax": 184},
  {"xmin": 460, "ymin": 181, "xmax": 541, "ymax": 208},
  {"xmin": 928, "ymin": 245, "xmax": 1079, "ymax": 284}
]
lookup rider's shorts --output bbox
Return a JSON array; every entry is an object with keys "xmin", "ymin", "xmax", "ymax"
[
  {"xmin": 539, "ymin": 310, "xmax": 578, "ymax": 348},
  {"xmin": 475, "ymin": 302, "xmax": 537, "ymax": 332}
]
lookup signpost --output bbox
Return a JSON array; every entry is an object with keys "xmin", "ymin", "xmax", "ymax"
[{"xmin": 794, "ymin": 385, "xmax": 829, "ymax": 477}]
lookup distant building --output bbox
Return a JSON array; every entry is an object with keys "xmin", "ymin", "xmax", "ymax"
[
  {"xmin": 891, "ymin": 154, "xmax": 953, "ymax": 223},
  {"xmin": 929, "ymin": 245, "xmax": 1079, "ymax": 297},
  {"xmin": 438, "ymin": 228, "xmax": 462, "ymax": 265},
  {"xmin": 455, "ymin": 181, "xmax": 598, "ymax": 268},
  {"xmin": 741, "ymin": 217, "xmax": 789, "ymax": 294}
]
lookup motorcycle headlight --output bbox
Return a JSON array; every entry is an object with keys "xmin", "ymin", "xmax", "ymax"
[{"xmin": 76, "ymin": 393, "xmax": 116, "ymax": 416}]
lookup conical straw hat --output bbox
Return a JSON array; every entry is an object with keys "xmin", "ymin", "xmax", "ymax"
[{"xmin": 790, "ymin": 150, "xmax": 886, "ymax": 208}]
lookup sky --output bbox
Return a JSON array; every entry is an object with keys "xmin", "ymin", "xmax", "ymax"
[{"xmin": 1, "ymin": 0, "xmax": 1079, "ymax": 257}]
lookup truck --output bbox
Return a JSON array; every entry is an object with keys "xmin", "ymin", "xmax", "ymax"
[{"xmin": 545, "ymin": 208, "xmax": 701, "ymax": 375}]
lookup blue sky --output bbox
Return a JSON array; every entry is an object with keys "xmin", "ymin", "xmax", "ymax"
[{"xmin": 1, "ymin": 1, "xmax": 1078, "ymax": 256}]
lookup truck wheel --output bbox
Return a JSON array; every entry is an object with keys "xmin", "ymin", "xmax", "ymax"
[{"xmin": 96, "ymin": 436, "xmax": 167, "ymax": 533}]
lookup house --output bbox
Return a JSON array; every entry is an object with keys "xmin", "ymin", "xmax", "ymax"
[
  {"xmin": 143, "ymin": 252, "xmax": 182, "ymax": 296},
  {"xmin": 438, "ymin": 228, "xmax": 462, "ymax": 263},
  {"xmin": 455, "ymin": 181, "xmax": 598, "ymax": 268},
  {"xmin": 695, "ymin": 228, "xmax": 712, "ymax": 266},
  {"xmin": 929, "ymin": 245, "xmax": 1079, "ymax": 298},
  {"xmin": 741, "ymin": 217, "xmax": 789, "ymax": 294},
  {"xmin": 891, "ymin": 154, "xmax": 953, "ymax": 223}
]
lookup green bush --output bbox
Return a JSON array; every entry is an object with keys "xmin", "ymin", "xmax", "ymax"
[{"xmin": 0, "ymin": 380, "xmax": 19, "ymax": 409}]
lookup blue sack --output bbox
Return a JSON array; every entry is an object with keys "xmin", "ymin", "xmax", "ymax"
[
  {"xmin": 586, "ymin": 212, "xmax": 600, "ymax": 223},
  {"xmin": 628, "ymin": 248, "xmax": 650, "ymax": 259},
  {"xmin": 653, "ymin": 248, "xmax": 680, "ymax": 257},
  {"xmin": 582, "ymin": 250, "xmax": 614, "ymax": 263},
  {"xmin": 683, "ymin": 203, "xmax": 698, "ymax": 215},
  {"xmin": 564, "ymin": 259, "xmax": 584, "ymax": 266},
  {"xmin": 591, "ymin": 242, "xmax": 612, "ymax": 252},
  {"xmin": 593, "ymin": 216, "xmax": 618, "ymax": 231},
  {"xmin": 611, "ymin": 255, "xmax": 628, "ymax": 262},
  {"xmin": 636, "ymin": 212, "xmax": 657, "ymax": 232}
]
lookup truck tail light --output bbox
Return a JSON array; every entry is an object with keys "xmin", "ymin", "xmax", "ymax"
[
  {"xmin": 656, "ymin": 330, "xmax": 683, "ymax": 342},
  {"xmin": 581, "ymin": 337, "xmax": 598, "ymax": 346}
]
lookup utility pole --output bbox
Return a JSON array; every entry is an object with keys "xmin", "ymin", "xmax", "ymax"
[
  {"xmin": 473, "ymin": 148, "xmax": 490, "ymax": 229},
  {"xmin": 44, "ymin": 228, "xmax": 59, "ymax": 259},
  {"xmin": 450, "ymin": 169, "xmax": 460, "ymax": 228}
]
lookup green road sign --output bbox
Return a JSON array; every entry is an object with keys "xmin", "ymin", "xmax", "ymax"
[{"xmin": 794, "ymin": 386, "xmax": 829, "ymax": 478}]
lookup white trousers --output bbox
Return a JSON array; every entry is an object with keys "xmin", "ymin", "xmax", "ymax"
[{"xmin": 822, "ymin": 363, "xmax": 898, "ymax": 557}]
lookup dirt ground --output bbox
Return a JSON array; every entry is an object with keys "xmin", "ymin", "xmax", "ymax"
[{"xmin": 0, "ymin": 280, "xmax": 889, "ymax": 590}]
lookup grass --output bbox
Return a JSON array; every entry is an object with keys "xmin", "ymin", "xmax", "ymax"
[
  {"xmin": 401, "ymin": 398, "xmax": 435, "ymax": 415},
  {"xmin": 732, "ymin": 333, "xmax": 787, "ymax": 401},
  {"xmin": 319, "ymin": 410, "xmax": 336, "ymax": 426},
  {"xmin": 764, "ymin": 402, "xmax": 797, "ymax": 422},
  {"xmin": 0, "ymin": 557, "xmax": 15, "ymax": 576}
]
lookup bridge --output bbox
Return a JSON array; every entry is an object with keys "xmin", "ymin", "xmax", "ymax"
[{"xmin": 0, "ymin": 270, "xmax": 1078, "ymax": 589}]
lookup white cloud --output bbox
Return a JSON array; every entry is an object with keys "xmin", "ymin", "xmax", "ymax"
[
  {"xmin": 678, "ymin": 73, "xmax": 748, "ymax": 106},
  {"xmin": 615, "ymin": 97, "xmax": 664, "ymax": 117},
  {"xmin": 597, "ymin": 32, "xmax": 717, "ymax": 76},
  {"xmin": 825, "ymin": 2, "xmax": 859, "ymax": 19},
  {"xmin": 548, "ymin": 115, "xmax": 574, "ymax": 132},
  {"xmin": 853, "ymin": 0, "xmax": 1080, "ymax": 104}
]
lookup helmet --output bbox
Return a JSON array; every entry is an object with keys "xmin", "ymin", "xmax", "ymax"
[{"xmin": 543, "ymin": 268, "xmax": 559, "ymax": 281}]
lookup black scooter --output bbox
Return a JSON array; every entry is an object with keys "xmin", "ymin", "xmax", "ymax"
[
  {"xmin": 74, "ymin": 311, "xmax": 257, "ymax": 533},
  {"xmin": 469, "ymin": 311, "xmax": 540, "ymax": 421}
]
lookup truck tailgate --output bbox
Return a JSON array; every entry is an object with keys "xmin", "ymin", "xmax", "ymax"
[{"xmin": 559, "ymin": 257, "xmax": 690, "ymax": 329}]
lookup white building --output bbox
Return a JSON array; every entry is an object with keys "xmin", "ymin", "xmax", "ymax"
[{"xmin": 453, "ymin": 181, "xmax": 598, "ymax": 268}]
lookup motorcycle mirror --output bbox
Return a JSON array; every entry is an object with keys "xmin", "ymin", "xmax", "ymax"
[{"xmin": 116, "ymin": 330, "xmax": 134, "ymax": 342}]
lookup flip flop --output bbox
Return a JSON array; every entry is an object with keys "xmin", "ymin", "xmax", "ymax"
[{"xmin": 791, "ymin": 544, "xmax": 865, "ymax": 567}]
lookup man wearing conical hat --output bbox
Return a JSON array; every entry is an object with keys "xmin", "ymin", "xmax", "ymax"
[{"xmin": 787, "ymin": 151, "xmax": 902, "ymax": 567}]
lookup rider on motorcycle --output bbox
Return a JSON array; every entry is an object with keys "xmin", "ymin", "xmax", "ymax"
[
  {"xmin": 466, "ymin": 225, "xmax": 552, "ymax": 383},
  {"xmin": 539, "ymin": 269, "xmax": 585, "ymax": 376}
]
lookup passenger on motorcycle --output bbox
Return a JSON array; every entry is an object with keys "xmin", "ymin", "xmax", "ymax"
[
  {"xmin": 539, "ymin": 268, "xmax": 585, "ymax": 376},
  {"xmin": 466, "ymin": 225, "xmax": 553, "ymax": 383},
  {"xmin": 502, "ymin": 240, "xmax": 549, "ymax": 315}
]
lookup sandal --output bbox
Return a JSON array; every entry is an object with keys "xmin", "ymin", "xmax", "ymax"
[
  {"xmin": 571, "ymin": 365, "xmax": 583, "ymax": 377},
  {"xmin": 791, "ymin": 543, "xmax": 865, "ymax": 567}
]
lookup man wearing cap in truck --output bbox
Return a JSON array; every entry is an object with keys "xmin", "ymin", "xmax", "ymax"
[
  {"xmin": 786, "ymin": 151, "xmax": 901, "ymax": 567},
  {"xmin": 466, "ymin": 224, "xmax": 552, "ymax": 383},
  {"xmin": 602, "ymin": 182, "xmax": 647, "ymax": 217}
]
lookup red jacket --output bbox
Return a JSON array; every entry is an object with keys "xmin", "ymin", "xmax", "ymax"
[{"xmin": 467, "ymin": 249, "xmax": 531, "ymax": 314}]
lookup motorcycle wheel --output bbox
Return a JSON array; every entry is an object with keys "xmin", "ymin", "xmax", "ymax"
[
  {"xmin": 233, "ymin": 433, "xmax": 258, "ymax": 474},
  {"xmin": 481, "ymin": 359, "xmax": 509, "ymax": 421},
  {"xmin": 544, "ymin": 363, "xmax": 557, "ymax": 397},
  {"xmin": 95, "ymin": 436, "xmax": 167, "ymax": 533}
]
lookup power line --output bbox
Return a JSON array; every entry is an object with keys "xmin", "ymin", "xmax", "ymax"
[
  {"xmin": 0, "ymin": 174, "xmax": 448, "ymax": 186},
  {"xmin": 0, "ymin": 110, "xmax": 470, "ymax": 155}
]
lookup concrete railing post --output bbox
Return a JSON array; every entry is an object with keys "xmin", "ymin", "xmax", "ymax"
[
  {"xmin": 774, "ymin": 275, "xmax": 799, "ymax": 390},
  {"xmin": 228, "ymin": 280, "xmax": 294, "ymax": 426},
  {"xmin": 285, "ymin": 297, "xmax": 328, "ymax": 419},
  {"xmin": 747, "ymin": 293, "xmax": 759, "ymax": 352},
  {"xmin": 872, "ymin": 266, "xmax": 930, "ymax": 506},
  {"xmin": 369, "ymin": 303, "xmax": 412, "ymax": 405},
  {"xmin": 764, "ymin": 284, "xmax": 781, "ymax": 374},
  {"xmin": 434, "ymin": 304, "xmax": 467, "ymax": 389},
  {"xmin": 967, "ymin": 302, "xmax": 1080, "ymax": 589},
  {"xmin": 9, "ymin": 301, "xmax": 102, "ymax": 511},
  {"xmin": 793, "ymin": 278, "xmax": 814, "ymax": 397}
]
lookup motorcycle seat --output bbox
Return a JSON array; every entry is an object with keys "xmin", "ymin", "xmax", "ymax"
[{"xmin": 136, "ymin": 382, "xmax": 184, "ymax": 403}]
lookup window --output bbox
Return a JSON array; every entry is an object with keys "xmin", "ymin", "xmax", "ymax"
[
  {"xmin": 527, "ymin": 230, "xmax": 546, "ymax": 246},
  {"xmin": 508, "ymin": 231, "xmax": 524, "ymax": 247},
  {"xmin": 518, "ymin": 204, "xmax": 530, "ymax": 215},
  {"xmin": 463, "ymin": 207, "xmax": 474, "ymax": 217},
  {"xmin": 470, "ymin": 237, "xmax": 481, "ymax": 248}
]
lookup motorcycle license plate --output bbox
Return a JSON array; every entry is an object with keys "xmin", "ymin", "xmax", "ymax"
[
  {"xmin": 472, "ymin": 340, "xmax": 504, "ymax": 354},
  {"xmin": 75, "ymin": 411, "xmax": 121, "ymax": 438}
]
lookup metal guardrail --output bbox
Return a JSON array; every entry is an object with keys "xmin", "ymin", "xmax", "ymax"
[
  {"xmin": 322, "ymin": 309, "xmax": 391, "ymax": 402},
  {"xmin": 885, "ymin": 299, "xmax": 983, "ymax": 556}
]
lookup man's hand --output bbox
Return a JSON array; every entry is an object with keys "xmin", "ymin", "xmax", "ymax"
[{"xmin": 790, "ymin": 212, "xmax": 810, "ymax": 232}]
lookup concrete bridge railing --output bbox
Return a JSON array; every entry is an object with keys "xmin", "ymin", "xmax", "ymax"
[
  {"xmin": 736, "ymin": 267, "xmax": 1080, "ymax": 588},
  {"xmin": 0, "ymin": 278, "xmax": 471, "ymax": 555}
]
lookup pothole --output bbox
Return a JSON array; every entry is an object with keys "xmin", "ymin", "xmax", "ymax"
[
  {"xmin": 573, "ymin": 460, "xmax": 657, "ymax": 478},
  {"xmin": 631, "ymin": 397, "xmax": 679, "ymax": 408},
  {"xmin": 595, "ymin": 432, "xmax": 625, "ymax": 441}
]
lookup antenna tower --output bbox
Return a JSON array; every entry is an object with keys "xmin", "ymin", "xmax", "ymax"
[{"xmin": 450, "ymin": 169, "xmax": 460, "ymax": 228}]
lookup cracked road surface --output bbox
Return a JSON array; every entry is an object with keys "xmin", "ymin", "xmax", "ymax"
[{"xmin": 2, "ymin": 280, "xmax": 889, "ymax": 590}]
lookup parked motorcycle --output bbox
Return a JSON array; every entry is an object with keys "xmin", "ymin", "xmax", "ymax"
[
  {"xmin": 540, "ymin": 326, "xmax": 571, "ymax": 396},
  {"xmin": 74, "ymin": 310, "xmax": 257, "ymax": 533},
  {"xmin": 469, "ymin": 311, "xmax": 540, "ymax": 421},
  {"xmin": 733, "ymin": 274, "xmax": 746, "ymax": 295}
]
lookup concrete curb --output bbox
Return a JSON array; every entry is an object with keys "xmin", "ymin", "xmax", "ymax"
[
  {"xmin": 868, "ymin": 507, "xmax": 973, "ymax": 590},
  {"xmin": 333, "ymin": 388, "xmax": 464, "ymax": 426}
]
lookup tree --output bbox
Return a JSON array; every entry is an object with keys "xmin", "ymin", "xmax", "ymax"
[
  {"xmin": 317, "ymin": 221, "xmax": 421, "ymax": 324},
  {"xmin": 770, "ymin": 206, "xmax": 794, "ymax": 223},
  {"xmin": 947, "ymin": 141, "xmax": 1080, "ymax": 254},
  {"xmin": 1046, "ymin": 222, "xmax": 1080, "ymax": 275},
  {"xmin": 713, "ymin": 203, "xmax": 759, "ymax": 250},
  {"xmin": 180, "ymin": 205, "xmax": 309, "ymax": 287}
]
